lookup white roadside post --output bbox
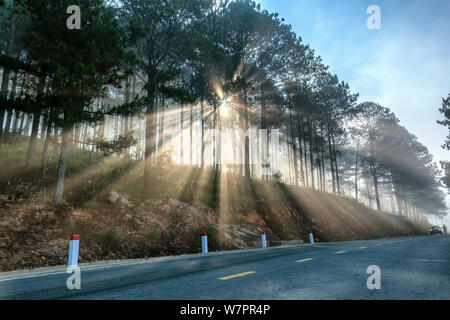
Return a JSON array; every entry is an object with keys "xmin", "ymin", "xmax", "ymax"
[
  {"xmin": 308, "ymin": 231, "xmax": 314, "ymax": 244},
  {"xmin": 68, "ymin": 234, "xmax": 80, "ymax": 267},
  {"xmin": 202, "ymin": 232, "xmax": 208, "ymax": 253},
  {"xmin": 261, "ymin": 232, "xmax": 267, "ymax": 248}
]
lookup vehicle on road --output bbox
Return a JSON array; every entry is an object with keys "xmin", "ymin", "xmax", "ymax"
[{"xmin": 430, "ymin": 225, "xmax": 443, "ymax": 235}]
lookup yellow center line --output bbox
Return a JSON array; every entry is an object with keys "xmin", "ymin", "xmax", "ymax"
[
  {"xmin": 359, "ymin": 246, "xmax": 367, "ymax": 249},
  {"xmin": 295, "ymin": 258, "xmax": 313, "ymax": 263},
  {"xmin": 218, "ymin": 271, "xmax": 256, "ymax": 280},
  {"xmin": 335, "ymin": 251, "xmax": 346, "ymax": 254}
]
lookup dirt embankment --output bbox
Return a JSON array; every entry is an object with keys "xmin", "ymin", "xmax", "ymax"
[
  {"xmin": 0, "ymin": 188, "xmax": 427, "ymax": 272},
  {"xmin": 285, "ymin": 187, "xmax": 427, "ymax": 241},
  {"xmin": 0, "ymin": 191, "xmax": 276, "ymax": 271}
]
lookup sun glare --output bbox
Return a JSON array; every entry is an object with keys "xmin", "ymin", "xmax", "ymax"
[{"xmin": 220, "ymin": 98, "xmax": 230, "ymax": 117}]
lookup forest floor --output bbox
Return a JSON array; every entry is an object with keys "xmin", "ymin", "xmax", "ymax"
[{"xmin": 0, "ymin": 138, "xmax": 428, "ymax": 271}]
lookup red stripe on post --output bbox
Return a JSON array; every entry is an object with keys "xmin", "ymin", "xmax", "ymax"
[
  {"xmin": 202, "ymin": 232, "xmax": 207, "ymax": 236},
  {"xmin": 70, "ymin": 234, "xmax": 80, "ymax": 240}
]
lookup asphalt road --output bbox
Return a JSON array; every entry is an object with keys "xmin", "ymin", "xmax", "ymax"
[{"xmin": 0, "ymin": 235, "xmax": 449, "ymax": 299}]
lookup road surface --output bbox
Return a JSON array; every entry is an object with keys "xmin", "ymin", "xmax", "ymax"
[{"xmin": 0, "ymin": 235, "xmax": 449, "ymax": 299}]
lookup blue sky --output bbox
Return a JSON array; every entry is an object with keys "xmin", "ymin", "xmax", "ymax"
[
  {"xmin": 258, "ymin": 0, "xmax": 449, "ymax": 164},
  {"xmin": 258, "ymin": 0, "xmax": 450, "ymax": 222}
]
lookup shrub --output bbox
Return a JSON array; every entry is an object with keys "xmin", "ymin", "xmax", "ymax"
[
  {"xmin": 146, "ymin": 226, "xmax": 162, "ymax": 244},
  {"xmin": 93, "ymin": 227, "xmax": 123, "ymax": 254}
]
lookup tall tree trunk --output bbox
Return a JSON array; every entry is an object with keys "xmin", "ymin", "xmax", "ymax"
[
  {"xmin": 372, "ymin": 172, "xmax": 381, "ymax": 211},
  {"xmin": 393, "ymin": 182, "xmax": 403, "ymax": 215},
  {"xmin": 0, "ymin": 109, "xmax": 5, "ymax": 139},
  {"xmin": 41, "ymin": 107, "xmax": 54, "ymax": 208},
  {"xmin": 319, "ymin": 126, "xmax": 326, "ymax": 191},
  {"xmin": 217, "ymin": 100, "xmax": 223, "ymax": 173},
  {"xmin": 124, "ymin": 76, "xmax": 130, "ymax": 157},
  {"xmin": 52, "ymin": 126, "xmax": 59, "ymax": 158},
  {"xmin": 114, "ymin": 114, "xmax": 119, "ymax": 139},
  {"xmin": 287, "ymin": 139, "xmax": 292, "ymax": 183},
  {"xmin": 355, "ymin": 139, "xmax": 360, "ymax": 200},
  {"xmin": 313, "ymin": 125, "xmax": 322, "ymax": 191},
  {"xmin": 18, "ymin": 112, "xmax": 26, "ymax": 134},
  {"xmin": 41, "ymin": 108, "xmax": 53, "ymax": 177},
  {"xmin": 54, "ymin": 120, "xmax": 71, "ymax": 204},
  {"xmin": 303, "ymin": 135, "xmax": 309, "ymax": 187},
  {"xmin": 288, "ymin": 106, "xmax": 299, "ymax": 186},
  {"xmin": 82, "ymin": 122, "xmax": 89, "ymax": 147},
  {"xmin": 99, "ymin": 121, "xmax": 105, "ymax": 143},
  {"xmin": 41, "ymin": 110, "xmax": 53, "ymax": 211},
  {"xmin": 74, "ymin": 123, "xmax": 82, "ymax": 149},
  {"xmin": 190, "ymin": 103, "xmax": 193, "ymax": 165},
  {"xmin": 308, "ymin": 119, "xmax": 315, "ymax": 189},
  {"xmin": 0, "ymin": 66, "xmax": 11, "ymax": 96},
  {"xmin": 369, "ymin": 135, "xmax": 381, "ymax": 210},
  {"xmin": 403, "ymin": 199, "xmax": 409, "ymax": 219},
  {"xmin": 12, "ymin": 110, "xmax": 21, "ymax": 133},
  {"xmin": 24, "ymin": 112, "xmax": 32, "ymax": 135},
  {"xmin": 238, "ymin": 92, "xmax": 244, "ymax": 176},
  {"xmin": 144, "ymin": 82, "xmax": 156, "ymax": 191},
  {"xmin": 10, "ymin": 70, "xmax": 18, "ymax": 99},
  {"xmin": 157, "ymin": 96, "xmax": 165, "ymax": 154},
  {"xmin": 180, "ymin": 104, "xmax": 184, "ymax": 164},
  {"xmin": 365, "ymin": 176, "xmax": 372, "ymax": 208},
  {"xmin": 201, "ymin": 95, "xmax": 205, "ymax": 168},
  {"xmin": 260, "ymin": 85, "xmax": 267, "ymax": 181},
  {"xmin": 4, "ymin": 109, "xmax": 13, "ymax": 137},
  {"xmin": 212, "ymin": 102, "xmax": 217, "ymax": 168},
  {"xmin": 243, "ymin": 90, "xmax": 250, "ymax": 179},
  {"xmin": 25, "ymin": 110, "xmax": 41, "ymax": 169},
  {"xmin": 296, "ymin": 116, "xmax": 305, "ymax": 186},
  {"xmin": 321, "ymin": 142, "xmax": 326, "ymax": 191},
  {"xmin": 25, "ymin": 77, "xmax": 46, "ymax": 169},
  {"xmin": 328, "ymin": 134, "xmax": 335, "ymax": 193},
  {"xmin": 332, "ymin": 135, "xmax": 340, "ymax": 195}
]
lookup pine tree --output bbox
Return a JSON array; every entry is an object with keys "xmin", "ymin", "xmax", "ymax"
[{"xmin": 16, "ymin": 0, "xmax": 134, "ymax": 203}]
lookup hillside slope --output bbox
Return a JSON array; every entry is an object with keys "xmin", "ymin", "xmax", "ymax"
[{"xmin": 0, "ymin": 184, "xmax": 427, "ymax": 272}]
